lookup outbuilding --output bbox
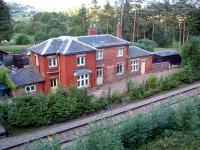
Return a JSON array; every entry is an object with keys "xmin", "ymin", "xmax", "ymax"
[{"xmin": 153, "ymin": 49, "xmax": 181, "ymax": 66}]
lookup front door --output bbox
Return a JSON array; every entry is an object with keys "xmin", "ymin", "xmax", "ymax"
[
  {"xmin": 141, "ymin": 61, "xmax": 146, "ymax": 75},
  {"xmin": 50, "ymin": 78, "xmax": 58, "ymax": 92},
  {"xmin": 96, "ymin": 68, "xmax": 103, "ymax": 86}
]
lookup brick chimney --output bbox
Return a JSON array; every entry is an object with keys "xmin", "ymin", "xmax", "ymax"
[
  {"xmin": 87, "ymin": 24, "xmax": 97, "ymax": 35},
  {"xmin": 116, "ymin": 18, "xmax": 122, "ymax": 38}
]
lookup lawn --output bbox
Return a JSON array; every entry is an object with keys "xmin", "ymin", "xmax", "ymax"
[{"xmin": 0, "ymin": 45, "xmax": 32, "ymax": 54}]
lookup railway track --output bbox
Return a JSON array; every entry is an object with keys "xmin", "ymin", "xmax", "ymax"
[{"xmin": 1, "ymin": 83, "xmax": 200, "ymax": 150}]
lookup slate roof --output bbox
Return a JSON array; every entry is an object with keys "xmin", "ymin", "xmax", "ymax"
[
  {"xmin": 28, "ymin": 34, "xmax": 129, "ymax": 55},
  {"xmin": 58, "ymin": 38, "xmax": 97, "ymax": 54},
  {"xmin": 9, "ymin": 68, "xmax": 44, "ymax": 86},
  {"xmin": 77, "ymin": 34, "xmax": 130, "ymax": 48},
  {"xmin": 28, "ymin": 38, "xmax": 63, "ymax": 55},
  {"xmin": 74, "ymin": 68, "xmax": 92, "ymax": 76},
  {"xmin": 128, "ymin": 46, "xmax": 152, "ymax": 58},
  {"xmin": 153, "ymin": 50, "xmax": 180, "ymax": 57}
]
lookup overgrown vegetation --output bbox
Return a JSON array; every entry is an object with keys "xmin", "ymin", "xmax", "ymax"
[
  {"xmin": 0, "ymin": 66, "xmax": 15, "ymax": 89},
  {"xmin": 68, "ymin": 97, "xmax": 200, "ymax": 150},
  {"xmin": 133, "ymin": 38, "xmax": 158, "ymax": 52},
  {"xmin": 0, "ymin": 87, "xmax": 109, "ymax": 134}
]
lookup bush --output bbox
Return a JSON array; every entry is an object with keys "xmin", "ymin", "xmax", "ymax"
[
  {"xmin": 171, "ymin": 41, "xmax": 182, "ymax": 51},
  {"xmin": 181, "ymin": 36, "xmax": 200, "ymax": 70},
  {"xmin": 68, "ymin": 122, "xmax": 123, "ymax": 150},
  {"xmin": 47, "ymin": 87, "xmax": 78, "ymax": 122},
  {"xmin": 174, "ymin": 66, "xmax": 195, "ymax": 84},
  {"xmin": 146, "ymin": 76, "xmax": 158, "ymax": 89},
  {"xmin": 108, "ymin": 91, "xmax": 121, "ymax": 104},
  {"xmin": 92, "ymin": 98, "xmax": 109, "ymax": 111},
  {"xmin": 8, "ymin": 93, "xmax": 52, "ymax": 127},
  {"xmin": 161, "ymin": 76, "xmax": 180, "ymax": 90},
  {"xmin": 15, "ymin": 34, "xmax": 31, "ymax": 45},
  {"xmin": 26, "ymin": 138, "xmax": 61, "ymax": 150},
  {"xmin": 133, "ymin": 38, "xmax": 158, "ymax": 52},
  {"xmin": 120, "ymin": 98, "xmax": 200, "ymax": 149}
]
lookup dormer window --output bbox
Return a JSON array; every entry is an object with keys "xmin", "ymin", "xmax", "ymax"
[
  {"xmin": 77, "ymin": 56, "xmax": 85, "ymax": 66},
  {"xmin": 117, "ymin": 48, "xmax": 123, "ymax": 57},
  {"xmin": 96, "ymin": 50, "xmax": 103, "ymax": 60},
  {"xmin": 48, "ymin": 57, "xmax": 58, "ymax": 68}
]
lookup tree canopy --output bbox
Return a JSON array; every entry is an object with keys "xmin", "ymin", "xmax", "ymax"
[{"xmin": 0, "ymin": 0, "xmax": 11, "ymax": 41}]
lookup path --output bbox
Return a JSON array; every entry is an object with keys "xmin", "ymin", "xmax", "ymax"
[{"xmin": 97, "ymin": 68, "xmax": 177, "ymax": 95}]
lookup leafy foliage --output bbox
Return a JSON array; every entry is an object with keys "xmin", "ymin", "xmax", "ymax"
[
  {"xmin": 69, "ymin": 122, "xmax": 123, "ymax": 150},
  {"xmin": 0, "ymin": 66, "xmax": 16, "ymax": 89},
  {"xmin": 26, "ymin": 138, "xmax": 61, "ymax": 150},
  {"xmin": 3, "ymin": 87, "xmax": 110, "ymax": 128},
  {"xmin": 15, "ymin": 34, "xmax": 31, "ymax": 45},
  {"xmin": 181, "ymin": 36, "xmax": 200, "ymax": 70},
  {"xmin": 133, "ymin": 39, "xmax": 158, "ymax": 52},
  {"xmin": 0, "ymin": 0, "xmax": 11, "ymax": 41}
]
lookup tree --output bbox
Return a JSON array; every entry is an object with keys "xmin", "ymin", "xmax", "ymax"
[
  {"xmin": 0, "ymin": 0, "xmax": 11, "ymax": 41},
  {"xmin": 152, "ymin": 25, "xmax": 170, "ymax": 47},
  {"xmin": 181, "ymin": 36, "xmax": 200, "ymax": 70}
]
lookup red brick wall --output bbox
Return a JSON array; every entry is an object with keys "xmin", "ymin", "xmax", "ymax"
[
  {"xmin": 60, "ymin": 52, "xmax": 97, "ymax": 89},
  {"xmin": 96, "ymin": 45, "xmax": 129, "ymax": 83},
  {"xmin": 13, "ymin": 82, "xmax": 44, "ymax": 97},
  {"xmin": 127, "ymin": 55, "xmax": 153, "ymax": 77},
  {"xmin": 30, "ymin": 52, "xmax": 59, "ymax": 94}
]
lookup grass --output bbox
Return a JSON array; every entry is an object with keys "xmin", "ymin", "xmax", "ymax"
[
  {"xmin": 0, "ymin": 45, "xmax": 32, "ymax": 54},
  {"xmin": 154, "ymin": 47, "xmax": 180, "ymax": 52}
]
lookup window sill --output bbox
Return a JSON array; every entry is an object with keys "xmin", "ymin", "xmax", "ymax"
[
  {"xmin": 116, "ymin": 73, "xmax": 124, "ymax": 76},
  {"xmin": 49, "ymin": 66, "xmax": 59, "ymax": 69}
]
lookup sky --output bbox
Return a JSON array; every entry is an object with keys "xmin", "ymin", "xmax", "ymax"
[{"xmin": 5, "ymin": 0, "xmax": 114, "ymax": 12}]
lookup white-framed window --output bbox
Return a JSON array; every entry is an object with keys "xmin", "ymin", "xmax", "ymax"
[
  {"xmin": 117, "ymin": 48, "xmax": 123, "ymax": 57},
  {"xmin": 131, "ymin": 60, "xmax": 139, "ymax": 72},
  {"xmin": 48, "ymin": 57, "xmax": 58, "ymax": 68},
  {"xmin": 116, "ymin": 63, "xmax": 124, "ymax": 75},
  {"xmin": 35, "ymin": 54, "xmax": 39, "ymax": 66},
  {"xmin": 77, "ymin": 74, "xmax": 89, "ymax": 88},
  {"xmin": 96, "ymin": 50, "xmax": 103, "ymax": 60},
  {"xmin": 50, "ymin": 78, "xmax": 57, "ymax": 88},
  {"xmin": 25, "ymin": 85, "xmax": 36, "ymax": 93},
  {"xmin": 77, "ymin": 56, "xmax": 85, "ymax": 66}
]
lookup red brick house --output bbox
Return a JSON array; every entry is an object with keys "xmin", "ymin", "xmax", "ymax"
[{"xmin": 10, "ymin": 22, "xmax": 153, "ymax": 95}]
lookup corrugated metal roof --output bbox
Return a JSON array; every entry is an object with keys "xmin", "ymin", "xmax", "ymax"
[
  {"xmin": 9, "ymin": 68, "xmax": 44, "ymax": 86},
  {"xmin": 128, "ymin": 46, "xmax": 152, "ymax": 58},
  {"xmin": 153, "ymin": 50, "xmax": 180, "ymax": 57}
]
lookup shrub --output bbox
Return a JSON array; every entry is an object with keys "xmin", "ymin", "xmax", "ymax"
[
  {"xmin": 8, "ymin": 93, "xmax": 52, "ymax": 127},
  {"xmin": 135, "ymin": 38, "xmax": 158, "ymax": 52},
  {"xmin": 0, "ymin": 66, "xmax": 16, "ymax": 90},
  {"xmin": 161, "ymin": 76, "xmax": 180, "ymax": 90},
  {"xmin": 174, "ymin": 66, "xmax": 195, "ymax": 84},
  {"xmin": 15, "ymin": 34, "xmax": 31, "ymax": 45},
  {"xmin": 70, "ymin": 87, "xmax": 94, "ymax": 116},
  {"xmin": 171, "ymin": 41, "xmax": 182, "ymax": 51},
  {"xmin": 126, "ymin": 78, "xmax": 134, "ymax": 93},
  {"xmin": 47, "ymin": 87, "xmax": 78, "ymax": 122},
  {"xmin": 145, "ymin": 76, "xmax": 158, "ymax": 89},
  {"xmin": 92, "ymin": 98, "xmax": 109, "ymax": 111},
  {"xmin": 108, "ymin": 91, "xmax": 121, "ymax": 104},
  {"xmin": 127, "ymin": 84, "xmax": 146, "ymax": 100},
  {"xmin": 120, "ymin": 98, "xmax": 200, "ymax": 149},
  {"xmin": 68, "ymin": 122, "xmax": 123, "ymax": 150},
  {"xmin": 181, "ymin": 36, "xmax": 200, "ymax": 70},
  {"xmin": 26, "ymin": 138, "xmax": 61, "ymax": 150}
]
